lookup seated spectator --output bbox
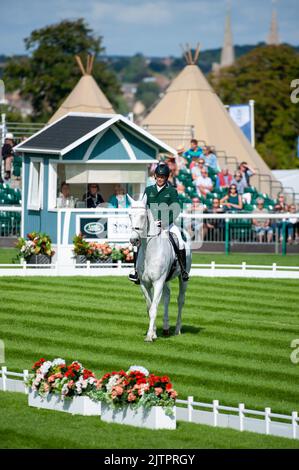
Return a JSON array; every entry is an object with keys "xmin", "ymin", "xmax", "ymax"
[
  {"xmin": 252, "ymin": 198, "xmax": 273, "ymax": 243},
  {"xmin": 191, "ymin": 157, "xmax": 206, "ymax": 180},
  {"xmin": 274, "ymin": 193, "xmax": 288, "ymax": 212},
  {"xmin": 194, "ymin": 168, "xmax": 213, "ymax": 197},
  {"xmin": 1, "ymin": 133, "xmax": 15, "ymax": 182},
  {"xmin": 176, "ymin": 182, "xmax": 186, "ymax": 195},
  {"xmin": 231, "ymin": 170, "xmax": 247, "ymax": 195},
  {"xmin": 176, "ymin": 145, "xmax": 188, "ymax": 171},
  {"xmin": 83, "ymin": 183, "xmax": 104, "ymax": 208},
  {"xmin": 108, "ymin": 184, "xmax": 130, "ymax": 208},
  {"xmin": 165, "ymin": 155, "xmax": 179, "ymax": 187},
  {"xmin": 216, "ymin": 168, "xmax": 232, "ymax": 190},
  {"xmin": 220, "ymin": 184, "xmax": 243, "ymax": 211},
  {"xmin": 286, "ymin": 204, "xmax": 299, "ymax": 243},
  {"xmin": 185, "ymin": 197, "xmax": 204, "ymax": 241},
  {"xmin": 203, "ymin": 198, "xmax": 225, "ymax": 241},
  {"xmin": 184, "ymin": 139, "xmax": 203, "ymax": 164},
  {"xmin": 203, "ymin": 146, "xmax": 219, "ymax": 173},
  {"xmin": 59, "ymin": 182, "xmax": 71, "ymax": 207},
  {"xmin": 146, "ymin": 168, "xmax": 156, "ymax": 187},
  {"xmin": 239, "ymin": 162, "xmax": 255, "ymax": 188}
]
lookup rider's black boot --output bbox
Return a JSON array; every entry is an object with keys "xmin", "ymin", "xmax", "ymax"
[
  {"xmin": 177, "ymin": 248, "xmax": 189, "ymax": 282},
  {"xmin": 128, "ymin": 248, "xmax": 140, "ymax": 284}
]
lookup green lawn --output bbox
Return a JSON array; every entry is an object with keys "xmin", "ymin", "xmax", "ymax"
[
  {"xmin": 0, "ymin": 247, "xmax": 298, "ymax": 266},
  {"xmin": 1, "ymin": 392, "xmax": 298, "ymax": 449}
]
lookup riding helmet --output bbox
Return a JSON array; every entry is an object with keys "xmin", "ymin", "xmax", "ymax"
[{"xmin": 155, "ymin": 163, "xmax": 170, "ymax": 178}]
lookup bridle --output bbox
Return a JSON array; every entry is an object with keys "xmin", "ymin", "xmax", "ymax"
[{"xmin": 130, "ymin": 207, "xmax": 160, "ymax": 243}]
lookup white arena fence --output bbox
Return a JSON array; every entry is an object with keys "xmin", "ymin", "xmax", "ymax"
[
  {"xmin": 1, "ymin": 366, "xmax": 298, "ymax": 441},
  {"xmin": 0, "ymin": 260, "xmax": 299, "ymax": 278}
]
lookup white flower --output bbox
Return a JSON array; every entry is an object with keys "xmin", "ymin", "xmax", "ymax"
[
  {"xmin": 81, "ymin": 380, "xmax": 88, "ymax": 389},
  {"xmin": 40, "ymin": 361, "xmax": 52, "ymax": 376},
  {"xmin": 106, "ymin": 375, "xmax": 119, "ymax": 393},
  {"xmin": 61, "ymin": 384, "xmax": 69, "ymax": 396},
  {"xmin": 88, "ymin": 377, "xmax": 96, "ymax": 385},
  {"xmin": 128, "ymin": 365, "xmax": 149, "ymax": 376},
  {"xmin": 75, "ymin": 382, "xmax": 82, "ymax": 394},
  {"xmin": 52, "ymin": 358, "xmax": 65, "ymax": 367}
]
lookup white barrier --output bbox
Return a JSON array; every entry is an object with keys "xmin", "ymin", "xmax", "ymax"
[
  {"xmin": 1, "ymin": 366, "xmax": 298, "ymax": 441},
  {"xmin": 0, "ymin": 261, "xmax": 298, "ymax": 278}
]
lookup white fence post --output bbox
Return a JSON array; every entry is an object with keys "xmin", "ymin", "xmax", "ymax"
[
  {"xmin": 242, "ymin": 262, "xmax": 246, "ymax": 274},
  {"xmin": 213, "ymin": 400, "xmax": 219, "ymax": 427},
  {"xmin": 188, "ymin": 396, "xmax": 194, "ymax": 422},
  {"xmin": 23, "ymin": 260, "xmax": 27, "ymax": 271},
  {"xmin": 272, "ymin": 263, "xmax": 277, "ymax": 273},
  {"xmin": 265, "ymin": 407, "xmax": 271, "ymax": 435},
  {"xmin": 292, "ymin": 411, "xmax": 298, "ymax": 439},
  {"xmin": 87, "ymin": 260, "xmax": 91, "ymax": 274},
  {"xmin": 117, "ymin": 260, "xmax": 122, "ymax": 274},
  {"xmin": 23, "ymin": 369, "xmax": 29, "ymax": 394},
  {"xmin": 1, "ymin": 366, "xmax": 7, "ymax": 391},
  {"xmin": 239, "ymin": 403, "xmax": 245, "ymax": 431}
]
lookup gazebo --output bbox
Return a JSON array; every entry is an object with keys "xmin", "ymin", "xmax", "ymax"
[{"xmin": 14, "ymin": 112, "xmax": 175, "ymax": 263}]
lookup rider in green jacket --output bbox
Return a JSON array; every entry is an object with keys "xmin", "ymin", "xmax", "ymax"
[{"xmin": 129, "ymin": 162, "xmax": 189, "ymax": 284}]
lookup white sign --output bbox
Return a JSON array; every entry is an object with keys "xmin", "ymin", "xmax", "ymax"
[{"xmin": 108, "ymin": 216, "xmax": 131, "ymax": 241}]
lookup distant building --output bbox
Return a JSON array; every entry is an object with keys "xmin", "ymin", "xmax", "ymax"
[
  {"xmin": 267, "ymin": 1, "xmax": 280, "ymax": 45},
  {"xmin": 212, "ymin": 6, "xmax": 235, "ymax": 73}
]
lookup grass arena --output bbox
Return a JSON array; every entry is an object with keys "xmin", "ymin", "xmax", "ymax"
[{"xmin": 1, "ymin": 262, "xmax": 299, "ymax": 448}]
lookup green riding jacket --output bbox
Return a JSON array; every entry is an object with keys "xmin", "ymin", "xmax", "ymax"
[{"xmin": 144, "ymin": 183, "xmax": 181, "ymax": 227}]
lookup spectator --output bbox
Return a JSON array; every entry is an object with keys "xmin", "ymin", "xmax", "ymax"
[
  {"xmin": 191, "ymin": 157, "xmax": 206, "ymax": 179},
  {"xmin": 83, "ymin": 183, "xmax": 104, "ymax": 208},
  {"xmin": 252, "ymin": 198, "xmax": 273, "ymax": 243},
  {"xmin": 146, "ymin": 167, "xmax": 156, "ymax": 187},
  {"xmin": 185, "ymin": 197, "xmax": 204, "ymax": 241},
  {"xmin": 203, "ymin": 198, "xmax": 225, "ymax": 241},
  {"xmin": 220, "ymin": 184, "xmax": 243, "ymax": 211},
  {"xmin": 239, "ymin": 162, "xmax": 255, "ymax": 188},
  {"xmin": 184, "ymin": 139, "xmax": 203, "ymax": 164},
  {"xmin": 286, "ymin": 204, "xmax": 299, "ymax": 244},
  {"xmin": 176, "ymin": 182, "xmax": 186, "ymax": 195},
  {"xmin": 216, "ymin": 168, "xmax": 232, "ymax": 190},
  {"xmin": 231, "ymin": 170, "xmax": 247, "ymax": 195},
  {"xmin": 1, "ymin": 133, "xmax": 14, "ymax": 182},
  {"xmin": 203, "ymin": 146, "xmax": 219, "ymax": 173},
  {"xmin": 165, "ymin": 155, "xmax": 179, "ymax": 187},
  {"xmin": 274, "ymin": 193, "xmax": 288, "ymax": 212},
  {"xmin": 59, "ymin": 182, "xmax": 71, "ymax": 207},
  {"xmin": 194, "ymin": 168, "xmax": 213, "ymax": 197},
  {"xmin": 176, "ymin": 145, "xmax": 188, "ymax": 171},
  {"xmin": 109, "ymin": 184, "xmax": 130, "ymax": 208}
]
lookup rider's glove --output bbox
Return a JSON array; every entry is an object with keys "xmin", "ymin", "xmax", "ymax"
[{"xmin": 155, "ymin": 220, "xmax": 162, "ymax": 228}]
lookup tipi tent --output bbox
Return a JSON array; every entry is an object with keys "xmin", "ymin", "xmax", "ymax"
[
  {"xmin": 143, "ymin": 46, "xmax": 276, "ymax": 194},
  {"xmin": 49, "ymin": 55, "xmax": 115, "ymax": 123}
]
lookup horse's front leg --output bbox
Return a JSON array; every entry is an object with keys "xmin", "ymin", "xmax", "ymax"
[
  {"xmin": 163, "ymin": 283, "xmax": 171, "ymax": 336},
  {"xmin": 145, "ymin": 279, "xmax": 164, "ymax": 342},
  {"xmin": 140, "ymin": 282, "xmax": 152, "ymax": 316},
  {"xmin": 175, "ymin": 276, "xmax": 188, "ymax": 335}
]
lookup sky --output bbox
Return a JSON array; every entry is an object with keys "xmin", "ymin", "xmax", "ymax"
[{"xmin": 0, "ymin": 0, "xmax": 298, "ymax": 57}]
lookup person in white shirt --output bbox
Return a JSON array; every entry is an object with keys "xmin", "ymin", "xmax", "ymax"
[{"xmin": 194, "ymin": 168, "xmax": 213, "ymax": 197}]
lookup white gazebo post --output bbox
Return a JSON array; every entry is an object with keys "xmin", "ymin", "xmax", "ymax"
[
  {"xmin": 249, "ymin": 100, "xmax": 255, "ymax": 148},
  {"xmin": 1, "ymin": 112, "xmax": 6, "ymax": 146}
]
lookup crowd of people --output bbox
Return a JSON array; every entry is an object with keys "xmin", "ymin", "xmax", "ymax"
[{"xmin": 149, "ymin": 139, "xmax": 299, "ymax": 244}]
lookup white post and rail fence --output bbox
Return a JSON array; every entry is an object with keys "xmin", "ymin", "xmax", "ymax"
[{"xmin": 1, "ymin": 366, "xmax": 298, "ymax": 441}]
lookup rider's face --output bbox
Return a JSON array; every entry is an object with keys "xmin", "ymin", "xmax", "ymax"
[{"xmin": 155, "ymin": 175, "xmax": 167, "ymax": 187}]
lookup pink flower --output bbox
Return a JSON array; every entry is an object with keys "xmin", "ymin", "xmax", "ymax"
[
  {"xmin": 47, "ymin": 375, "xmax": 55, "ymax": 383},
  {"xmin": 44, "ymin": 383, "xmax": 50, "ymax": 392},
  {"xmin": 114, "ymin": 386, "xmax": 123, "ymax": 396},
  {"xmin": 67, "ymin": 380, "xmax": 74, "ymax": 389},
  {"xmin": 170, "ymin": 390, "xmax": 178, "ymax": 399},
  {"xmin": 128, "ymin": 392, "xmax": 136, "ymax": 402},
  {"xmin": 154, "ymin": 387, "xmax": 163, "ymax": 396}
]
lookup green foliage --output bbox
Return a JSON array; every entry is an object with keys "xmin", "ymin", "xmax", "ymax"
[
  {"xmin": 136, "ymin": 81, "xmax": 160, "ymax": 109},
  {"xmin": 3, "ymin": 19, "xmax": 122, "ymax": 119},
  {"xmin": 211, "ymin": 45, "xmax": 299, "ymax": 169}
]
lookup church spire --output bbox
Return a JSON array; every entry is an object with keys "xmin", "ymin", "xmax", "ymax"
[
  {"xmin": 220, "ymin": 1, "xmax": 235, "ymax": 68},
  {"xmin": 267, "ymin": 0, "xmax": 280, "ymax": 45}
]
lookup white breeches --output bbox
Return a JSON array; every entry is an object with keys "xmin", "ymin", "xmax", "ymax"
[{"xmin": 169, "ymin": 224, "xmax": 185, "ymax": 250}]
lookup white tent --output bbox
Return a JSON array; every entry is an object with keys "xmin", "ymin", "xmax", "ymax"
[{"xmin": 49, "ymin": 55, "xmax": 115, "ymax": 123}]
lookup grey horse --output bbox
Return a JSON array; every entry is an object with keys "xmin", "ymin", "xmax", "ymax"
[{"xmin": 128, "ymin": 194, "xmax": 192, "ymax": 342}]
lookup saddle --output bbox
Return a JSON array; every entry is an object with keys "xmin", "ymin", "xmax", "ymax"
[{"xmin": 165, "ymin": 232, "xmax": 179, "ymax": 282}]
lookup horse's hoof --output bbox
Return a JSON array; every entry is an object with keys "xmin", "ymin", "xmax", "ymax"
[
  {"xmin": 175, "ymin": 329, "xmax": 181, "ymax": 336},
  {"xmin": 163, "ymin": 329, "xmax": 170, "ymax": 337},
  {"xmin": 144, "ymin": 335, "xmax": 154, "ymax": 342}
]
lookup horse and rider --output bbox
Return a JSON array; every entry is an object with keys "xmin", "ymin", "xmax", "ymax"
[
  {"xmin": 128, "ymin": 162, "xmax": 191, "ymax": 342},
  {"xmin": 129, "ymin": 162, "xmax": 189, "ymax": 285}
]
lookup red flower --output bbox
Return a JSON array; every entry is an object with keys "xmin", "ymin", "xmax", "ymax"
[
  {"xmin": 161, "ymin": 375, "xmax": 170, "ymax": 383},
  {"xmin": 33, "ymin": 358, "xmax": 45, "ymax": 369},
  {"xmin": 166, "ymin": 383, "xmax": 173, "ymax": 391}
]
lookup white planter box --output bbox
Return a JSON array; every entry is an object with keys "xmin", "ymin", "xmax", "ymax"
[
  {"xmin": 101, "ymin": 403, "xmax": 176, "ymax": 430},
  {"xmin": 28, "ymin": 390, "xmax": 101, "ymax": 416}
]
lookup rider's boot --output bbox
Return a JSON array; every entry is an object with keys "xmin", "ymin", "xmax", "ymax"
[
  {"xmin": 177, "ymin": 247, "xmax": 189, "ymax": 282},
  {"xmin": 128, "ymin": 248, "xmax": 140, "ymax": 284}
]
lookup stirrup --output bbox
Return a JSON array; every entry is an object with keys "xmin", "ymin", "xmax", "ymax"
[{"xmin": 129, "ymin": 272, "xmax": 140, "ymax": 284}]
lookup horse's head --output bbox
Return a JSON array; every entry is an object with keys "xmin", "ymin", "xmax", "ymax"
[{"xmin": 128, "ymin": 194, "xmax": 147, "ymax": 246}]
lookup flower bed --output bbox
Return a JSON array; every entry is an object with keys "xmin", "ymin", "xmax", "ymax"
[
  {"xmin": 73, "ymin": 234, "xmax": 133, "ymax": 264},
  {"xmin": 16, "ymin": 232, "xmax": 55, "ymax": 264},
  {"xmin": 27, "ymin": 358, "xmax": 101, "ymax": 416}
]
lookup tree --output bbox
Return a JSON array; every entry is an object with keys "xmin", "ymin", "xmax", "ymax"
[
  {"xmin": 136, "ymin": 81, "xmax": 160, "ymax": 110},
  {"xmin": 210, "ymin": 45, "xmax": 299, "ymax": 169},
  {"xmin": 3, "ymin": 19, "xmax": 122, "ymax": 120}
]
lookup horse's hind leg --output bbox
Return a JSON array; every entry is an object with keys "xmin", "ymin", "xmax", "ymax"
[
  {"xmin": 163, "ymin": 283, "xmax": 171, "ymax": 336},
  {"xmin": 145, "ymin": 280, "xmax": 164, "ymax": 342},
  {"xmin": 175, "ymin": 276, "xmax": 188, "ymax": 335}
]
